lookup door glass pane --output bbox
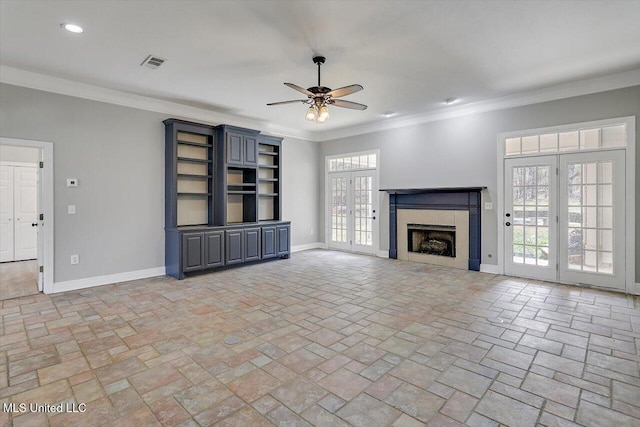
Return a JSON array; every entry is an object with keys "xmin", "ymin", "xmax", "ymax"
[
  {"xmin": 601, "ymin": 125, "xmax": 625, "ymax": 148},
  {"xmin": 511, "ymin": 164, "xmax": 550, "ymax": 266},
  {"xmin": 539, "ymin": 133, "xmax": 558, "ymax": 152},
  {"xmin": 565, "ymin": 161, "xmax": 615, "ymax": 275},
  {"xmin": 331, "ymin": 177, "xmax": 347, "ymax": 243},
  {"xmin": 521, "ymin": 136, "xmax": 538, "ymax": 153},
  {"xmin": 559, "ymin": 131, "xmax": 579, "ymax": 151},
  {"xmin": 506, "ymin": 138, "xmax": 521, "ymax": 155},
  {"xmin": 354, "ymin": 176, "xmax": 373, "ymax": 246},
  {"xmin": 580, "ymin": 129, "xmax": 600, "ymax": 149}
]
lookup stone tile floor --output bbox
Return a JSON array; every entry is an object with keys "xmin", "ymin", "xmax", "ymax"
[{"xmin": 1, "ymin": 249, "xmax": 639, "ymax": 426}]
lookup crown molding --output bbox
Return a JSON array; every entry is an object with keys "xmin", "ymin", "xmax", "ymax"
[
  {"xmin": 317, "ymin": 68, "xmax": 640, "ymax": 141},
  {"xmin": 2, "ymin": 65, "xmax": 639, "ymax": 143},
  {"xmin": 0, "ymin": 65, "xmax": 315, "ymax": 141}
]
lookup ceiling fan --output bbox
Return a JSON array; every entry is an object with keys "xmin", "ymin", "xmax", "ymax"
[{"xmin": 267, "ymin": 55, "xmax": 367, "ymax": 123}]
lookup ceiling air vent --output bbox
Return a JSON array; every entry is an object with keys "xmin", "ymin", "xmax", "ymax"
[{"xmin": 141, "ymin": 55, "xmax": 166, "ymax": 69}]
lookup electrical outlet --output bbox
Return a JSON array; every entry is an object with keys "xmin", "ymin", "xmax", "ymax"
[
  {"xmin": 70, "ymin": 254, "xmax": 79, "ymax": 265},
  {"xmin": 68, "ymin": 205, "xmax": 76, "ymax": 214},
  {"xmin": 67, "ymin": 178, "xmax": 78, "ymax": 187},
  {"xmin": 484, "ymin": 202, "xmax": 494, "ymax": 210}
]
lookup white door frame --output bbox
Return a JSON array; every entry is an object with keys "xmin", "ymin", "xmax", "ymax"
[
  {"xmin": 496, "ymin": 116, "xmax": 636, "ymax": 294},
  {"xmin": 0, "ymin": 138, "xmax": 54, "ymax": 294},
  {"xmin": 325, "ymin": 150, "xmax": 380, "ymax": 255}
]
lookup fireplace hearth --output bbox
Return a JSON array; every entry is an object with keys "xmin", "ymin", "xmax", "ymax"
[{"xmin": 408, "ymin": 224, "xmax": 456, "ymax": 257}]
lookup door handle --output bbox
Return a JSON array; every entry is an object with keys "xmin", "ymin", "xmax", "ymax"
[
  {"xmin": 505, "ymin": 222, "xmax": 511, "ymax": 227},
  {"xmin": 505, "ymin": 213, "xmax": 511, "ymax": 217},
  {"xmin": 373, "ymin": 216, "xmax": 376, "ymax": 220},
  {"xmin": 32, "ymin": 223, "xmax": 38, "ymax": 227}
]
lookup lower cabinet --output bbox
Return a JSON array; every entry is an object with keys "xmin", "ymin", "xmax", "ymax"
[
  {"xmin": 226, "ymin": 229, "xmax": 244, "ymax": 265},
  {"xmin": 182, "ymin": 233, "xmax": 204, "ymax": 273},
  {"xmin": 277, "ymin": 224, "xmax": 290, "ymax": 256},
  {"xmin": 245, "ymin": 227, "xmax": 261, "ymax": 262},
  {"xmin": 167, "ymin": 221, "xmax": 290, "ymax": 279},
  {"xmin": 262, "ymin": 226, "xmax": 277, "ymax": 259},
  {"xmin": 204, "ymin": 231, "xmax": 224, "ymax": 268}
]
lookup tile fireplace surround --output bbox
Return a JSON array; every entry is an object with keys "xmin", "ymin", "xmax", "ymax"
[{"xmin": 381, "ymin": 187, "xmax": 485, "ymax": 271}]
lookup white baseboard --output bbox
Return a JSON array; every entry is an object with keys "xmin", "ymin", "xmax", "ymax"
[
  {"xmin": 480, "ymin": 264, "xmax": 501, "ymax": 274},
  {"xmin": 291, "ymin": 242, "xmax": 325, "ymax": 253},
  {"xmin": 377, "ymin": 250, "xmax": 389, "ymax": 258},
  {"xmin": 634, "ymin": 283, "xmax": 640, "ymax": 296},
  {"xmin": 52, "ymin": 267, "xmax": 166, "ymax": 294}
]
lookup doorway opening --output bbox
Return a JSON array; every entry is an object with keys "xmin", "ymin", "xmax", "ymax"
[{"xmin": 0, "ymin": 138, "xmax": 54, "ymax": 297}]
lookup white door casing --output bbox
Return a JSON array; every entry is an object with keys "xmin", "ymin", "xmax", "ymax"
[
  {"xmin": 0, "ymin": 165, "xmax": 15, "ymax": 262},
  {"xmin": 13, "ymin": 166, "xmax": 38, "ymax": 261}
]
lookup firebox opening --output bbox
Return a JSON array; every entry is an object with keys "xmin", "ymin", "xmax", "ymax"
[{"xmin": 408, "ymin": 224, "xmax": 456, "ymax": 257}]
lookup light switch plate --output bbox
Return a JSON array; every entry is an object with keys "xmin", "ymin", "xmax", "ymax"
[
  {"xmin": 68, "ymin": 205, "xmax": 76, "ymax": 214},
  {"xmin": 67, "ymin": 178, "xmax": 78, "ymax": 187},
  {"xmin": 484, "ymin": 202, "xmax": 494, "ymax": 210},
  {"xmin": 70, "ymin": 254, "xmax": 79, "ymax": 265}
]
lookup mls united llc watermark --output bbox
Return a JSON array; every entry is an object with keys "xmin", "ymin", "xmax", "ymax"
[{"xmin": 3, "ymin": 402, "xmax": 87, "ymax": 413}]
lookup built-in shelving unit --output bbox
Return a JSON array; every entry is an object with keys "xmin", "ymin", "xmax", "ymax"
[
  {"xmin": 258, "ymin": 135, "xmax": 282, "ymax": 222},
  {"xmin": 164, "ymin": 119, "xmax": 289, "ymax": 280}
]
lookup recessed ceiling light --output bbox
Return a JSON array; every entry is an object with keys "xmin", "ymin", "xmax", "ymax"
[
  {"xmin": 61, "ymin": 23, "xmax": 83, "ymax": 33},
  {"xmin": 444, "ymin": 98, "xmax": 458, "ymax": 105},
  {"xmin": 383, "ymin": 111, "xmax": 396, "ymax": 118}
]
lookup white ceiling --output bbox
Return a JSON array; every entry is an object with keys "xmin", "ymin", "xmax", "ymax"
[{"xmin": 1, "ymin": 0, "xmax": 639, "ymax": 139}]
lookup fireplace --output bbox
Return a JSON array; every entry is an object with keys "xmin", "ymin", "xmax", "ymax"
[
  {"xmin": 380, "ymin": 187, "xmax": 485, "ymax": 271},
  {"xmin": 408, "ymin": 224, "xmax": 456, "ymax": 257}
]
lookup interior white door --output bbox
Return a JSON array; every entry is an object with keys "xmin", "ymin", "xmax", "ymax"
[
  {"xmin": 504, "ymin": 156, "xmax": 558, "ymax": 281},
  {"xmin": 0, "ymin": 165, "xmax": 15, "ymax": 262},
  {"xmin": 559, "ymin": 150, "xmax": 625, "ymax": 290},
  {"xmin": 329, "ymin": 172, "xmax": 351, "ymax": 251},
  {"xmin": 13, "ymin": 166, "xmax": 38, "ymax": 261},
  {"xmin": 351, "ymin": 170, "xmax": 377, "ymax": 254}
]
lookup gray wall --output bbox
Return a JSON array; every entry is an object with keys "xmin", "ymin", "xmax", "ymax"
[
  {"xmin": 281, "ymin": 136, "xmax": 322, "ymax": 245},
  {"xmin": 320, "ymin": 86, "xmax": 640, "ymax": 279},
  {"xmin": 0, "ymin": 83, "xmax": 319, "ymax": 283},
  {"xmin": 0, "ymin": 145, "xmax": 39, "ymax": 163}
]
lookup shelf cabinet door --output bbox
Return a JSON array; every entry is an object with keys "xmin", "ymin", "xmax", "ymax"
[
  {"xmin": 227, "ymin": 132, "xmax": 243, "ymax": 166},
  {"xmin": 225, "ymin": 229, "xmax": 244, "ymax": 264},
  {"xmin": 182, "ymin": 232, "xmax": 204, "ymax": 272},
  {"xmin": 244, "ymin": 136, "xmax": 258, "ymax": 167},
  {"xmin": 244, "ymin": 227, "xmax": 261, "ymax": 262},
  {"xmin": 277, "ymin": 224, "xmax": 290, "ymax": 256},
  {"xmin": 204, "ymin": 231, "xmax": 224, "ymax": 268},
  {"xmin": 261, "ymin": 226, "xmax": 277, "ymax": 259}
]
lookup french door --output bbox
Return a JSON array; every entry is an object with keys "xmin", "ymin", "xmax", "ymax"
[
  {"xmin": 505, "ymin": 150, "xmax": 626, "ymax": 290},
  {"xmin": 504, "ymin": 156, "xmax": 558, "ymax": 281},
  {"xmin": 328, "ymin": 170, "xmax": 377, "ymax": 254}
]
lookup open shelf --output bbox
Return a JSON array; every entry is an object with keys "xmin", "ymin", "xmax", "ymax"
[
  {"xmin": 259, "ymin": 178, "xmax": 278, "ymax": 182},
  {"xmin": 178, "ymin": 157, "xmax": 212, "ymax": 164},
  {"xmin": 259, "ymin": 193, "xmax": 278, "ymax": 197},
  {"xmin": 178, "ymin": 173, "xmax": 211, "ymax": 179},
  {"xmin": 259, "ymin": 151, "xmax": 278, "ymax": 156},
  {"xmin": 228, "ymin": 190, "xmax": 256, "ymax": 195},
  {"xmin": 258, "ymin": 164, "xmax": 278, "ymax": 169},
  {"xmin": 178, "ymin": 140, "xmax": 213, "ymax": 148},
  {"xmin": 177, "ymin": 192, "xmax": 211, "ymax": 197}
]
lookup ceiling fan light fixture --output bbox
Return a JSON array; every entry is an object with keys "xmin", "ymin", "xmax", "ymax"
[
  {"xmin": 305, "ymin": 105, "xmax": 317, "ymax": 121},
  {"xmin": 444, "ymin": 97, "xmax": 458, "ymax": 105},
  {"xmin": 318, "ymin": 105, "xmax": 330, "ymax": 121}
]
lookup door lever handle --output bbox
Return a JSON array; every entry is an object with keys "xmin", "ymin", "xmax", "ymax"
[{"xmin": 32, "ymin": 223, "xmax": 38, "ymax": 227}]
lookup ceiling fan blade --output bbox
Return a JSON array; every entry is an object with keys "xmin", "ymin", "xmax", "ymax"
[
  {"xmin": 266, "ymin": 100, "xmax": 308, "ymax": 106},
  {"xmin": 330, "ymin": 99, "xmax": 368, "ymax": 110},
  {"xmin": 326, "ymin": 84, "xmax": 363, "ymax": 98},
  {"xmin": 284, "ymin": 83, "xmax": 314, "ymax": 97}
]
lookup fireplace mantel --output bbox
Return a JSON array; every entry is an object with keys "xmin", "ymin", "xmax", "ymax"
[{"xmin": 381, "ymin": 187, "xmax": 486, "ymax": 270}]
